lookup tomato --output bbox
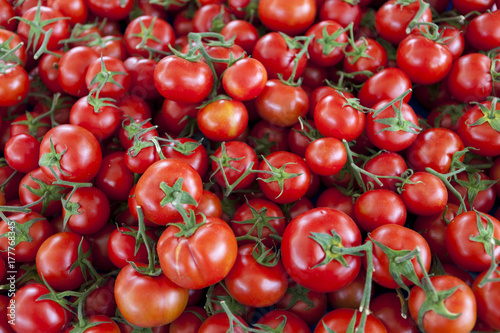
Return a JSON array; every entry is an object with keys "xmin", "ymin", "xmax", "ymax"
[
  {"xmin": 448, "ymin": 172, "xmax": 496, "ymax": 213},
  {"xmin": 86, "ymin": 0, "xmax": 133, "ymax": 20},
  {"xmin": 256, "ymin": 310, "xmax": 311, "ymax": 333},
  {"xmin": 95, "ymin": 151, "xmax": 135, "ymax": 202},
  {"xmin": 327, "ymin": 269, "xmax": 369, "ymax": 310},
  {"xmin": 375, "ymin": 0, "xmax": 432, "ymax": 45},
  {"xmin": 0, "ymin": 0, "xmax": 16, "ymax": 31},
  {"xmin": 255, "ymin": 79, "xmax": 309, "ymax": 127},
  {"xmin": 222, "ymin": 58, "xmax": 267, "ymax": 101},
  {"xmin": 343, "ymin": 38, "xmax": 388, "ymax": 83},
  {"xmin": 473, "ymin": 270, "xmax": 500, "ymax": 330},
  {"xmin": 57, "ymin": 46, "xmax": 100, "ymax": 97},
  {"xmin": 406, "ymin": 127, "xmax": 464, "ymax": 173},
  {"xmin": 154, "ymin": 55, "xmax": 213, "ymax": 104},
  {"xmin": 39, "ymin": 124, "xmax": 102, "ymax": 183},
  {"xmin": 355, "ymin": 189, "xmax": 407, "ymax": 232},
  {"xmin": 396, "ymin": 34, "xmax": 452, "ymax": 85},
  {"xmin": 85, "ymin": 56, "xmax": 130, "ymax": 100},
  {"xmin": 319, "ymin": 0, "xmax": 361, "ymax": 29},
  {"xmin": 305, "ymin": 137, "xmax": 347, "ymax": 176},
  {"xmin": 107, "ymin": 226, "xmax": 158, "ymax": 269},
  {"xmin": 0, "ymin": 63, "xmax": 29, "ymax": 107},
  {"xmin": 10, "ymin": 283, "xmax": 73, "ymax": 332},
  {"xmin": 124, "ymin": 15, "xmax": 175, "ymax": 58},
  {"xmin": 315, "ymin": 308, "xmax": 388, "ymax": 333},
  {"xmin": 0, "ymin": 211, "xmax": 52, "ymax": 262},
  {"xmin": 220, "ymin": 20, "xmax": 259, "ymax": 54},
  {"xmin": 62, "ymin": 187, "xmax": 109, "ymax": 235},
  {"xmin": 197, "ymin": 99, "xmax": 248, "ymax": 142},
  {"xmin": 258, "ymin": 0, "xmax": 315, "ymax": 36},
  {"xmin": 4, "ymin": 133, "xmax": 39, "ymax": 173},
  {"xmin": 157, "ymin": 215, "xmax": 238, "ymax": 290},
  {"xmin": 63, "ymin": 315, "xmax": 120, "ymax": 333},
  {"xmin": 358, "ymin": 68, "xmax": 412, "ymax": 108},
  {"xmin": 169, "ymin": 306, "xmax": 207, "ymax": 333},
  {"xmin": 316, "ymin": 187, "xmax": 356, "ymax": 220},
  {"xmin": 46, "ymin": 0, "xmax": 88, "ymax": 25},
  {"xmin": 114, "ymin": 263, "xmax": 188, "ymax": 327},
  {"xmin": 361, "ymin": 152, "xmax": 407, "ymax": 192},
  {"xmin": 445, "ymin": 211, "xmax": 500, "ymax": 272},
  {"xmin": 399, "ymin": 171, "xmax": 448, "ymax": 216},
  {"xmin": 281, "ymin": 207, "xmax": 362, "ymax": 293},
  {"xmin": 306, "ymin": 20, "xmax": 348, "ymax": 67},
  {"xmin": 192, "ymin": 4, "xmax": 231, "ymax": 33},
  {"xmin": 257, "ymin": 151, "xmax": 311, "ymax": 204},
  {"xmin": 161, "ymin": 137, "xmax": 209, "ymax": 179},
  {"xmin": 465, "ymin": 10, "xmax": 500, "ymax": 50},
  {"xmin": 248, "ymin": 120, "xmax": 290, "ymax": 154},
  {"xmin": 371, "ymin": 293, "xmax": 419, "ymax": 333},
  {"xmin": 198, "ymin": 312, "xmax": 247, "ymax": 333},
  {"xmin": 84, "ymin": 277, "xmax": 116, "ymax": 317},
  {"xmin": 408, "ymin": 275, "xmax": 476, "ymax": 333}
]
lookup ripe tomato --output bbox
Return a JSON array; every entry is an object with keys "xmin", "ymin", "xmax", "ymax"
[
  {"xmin": 399, "ymin": 171, "xmax": 448, "ymax": 216},
  {"xmin": 281, "ymin": 207, "xmax": 362, "ymax": 293},
  {"xmin": 57, "ymin": 46, "xmax": 100, "ymax": 97},
  {"xmin": 354, "ymin": 189, "xmax": 407, "ymax": 232},
  {"xmin": 361, "ymin": 152, "xmax": 407, "ymax": 192},
  {"xmin": 85, "ymin": 56, "xmax": 130, "ymax": 100},
  {"xmin": 371, "ymin": 293, "xmax": 419, "ymax": 333},
  {"xmin": 305, "ymin": 137, "xmax": 347, "ymax": 176},
  {"xmin": 124, "ymin": 15, "xmax": 175, "ymax": 58},
  {"xmin": 197, "ymin": 99, "xmax": 248, "ymax": 141},
  {"xmin": 4, "ymin": 133, "xmax": 39, "ymax": 173},
  {"xmin": 69, "ymin": 97, "xmax": 121, "ymax": 141},
  {"xmin": 222, "ymin": 58, "xmax": 267, "ymax": 101},
  {"xmin": 315, "ymin": 308, "xmax": 388, "ymax": 333},
  {"xmin": 465, "ymin": 10, "xmax": 500, "ymax": 51},
  {"xmin": 0, "ymin": 63, "xmax": 29, "ymax": 107},
  {"xmin": 306, "ymin": 20, "xmax": 348, "ymax": 67},
  {"xmin": 114, "ymin": 263, "xmax": 189, "ymax": 327},
  {"xmin": 473, "ymin": 270, "xmax": 500, "ymax": 330},
  {"xmin": 258, "ymin": 0, "xmax": 316, "ymax": 36},
  {"xmin": 107, "ymin": 226, "xmax": 158, "ymax": 269},
  {"xmin": 256, "ymin": 310, "xmax": 311, "ymax": 333},
  {"xmin": 358, "ymin": 68, "xmax": 412, "ymax": 108}
]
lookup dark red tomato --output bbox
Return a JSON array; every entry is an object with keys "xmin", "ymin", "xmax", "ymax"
[
  {"xmin": 453, "ymin": 0, "xmax": 494, "ymax": 13},
  {"xmin": 107, "ymin": 226, "xmax": 158, "ymax": 269},
  {"xmin": 314, "ymin": 91, "xmax": 365, "ymax": 141},
  {"xmin": 465, "ymin": 10, "xmax": 500, "ymax": 51},
  {"xmin": 448, "ymin": 172, "xmax": 496, "ymax": 213},
  {"xmin": 210, "ymin": 141, "xmax": 258, "ymax": 191},
  {"xmin": 255, "ymin": 79, "xmax": 309, "ymax": 127},
  {"xmin": 198, "ymin": 312, "xmax": 246, "ymax": 333},
  {"xmin": 355, "ymin": 189, "xmax": 407, "ymax": 232},
  {"xmin": 473, "ymin": 270, "xmax": 500, "ymax": 330},
  {"xmin": 456, "ymin": 100, "xmax": 500, "ymax": 157},
  {"xmin": 358, "ymin": 68, "xmax": 412, "ymax": 108},
  {"xmin": 281, "ymin": 207, "xmax": 362, "ymax": 293},
  {"xmin": 39, "ymin": 124, "xmax": 102, "ymax": 183},
  {"xmin": 371, "ymin": 293, "xmax": 419, "ymax": 333},
  {"xmin": 408, "ymin": 275, "xmax": 476, "ymax": 333},
  {"xmin": 400, "ymin": 171, "xmax": 448, "ymax": 216},
  {"xmin": 47, "ymin": 0, "xmax": 88, "ymax": 25},
  {"xmin": 192, "ymin": 4, "xmax": 231, "ymax": 33},
  {"xmin": 439, "ymin": 24, "xmax": 464, "ymax": 61},
  {"xmin": 57, "ymin": 46, "xmax": 100, "ymax": 97},
  {"xmin": 361, "ymin": 152, "xmax": 407, "ymax": 192},
  {"xmin": 375, "ymin": 0, "xmax": 432, "ymax": 45},
  {"xmin": 36, "ymin": 231, "xmax": 92, "ymax": 291},
  {"xmin": 161, "ymin": 137, "xmax": 208, "ymax": 179},
  {"xmin": 224, "ymin": 244, "xmax": 288, "ymax": 307},
  {"xmin": 17, "ymin": 6, "xmax": 70, "ymax": 52},
  {"xmin": 305, "ymin": 137, "xmax": 347, "ymax": 176},
  {"xmin": 86, "ymin": 223, "xmax": 115, "ymax": 272},
  {"xmin": 95, "ymin": 151, "xmax": 134, "ymax": 202},
  {"xmin": 441, "ymin": 263, "xmax": 474, "ymax": 287},
  {"xmin": 258, "ymin": 151, "xmax": 311, "ymax": 204},
  {"xmin": 301, "ymin": 62, "xmax": 329, "ymax": 89},
  {"xmin": 10, "ymin": 283, "xmax": 73, "ymax": 332},
  {"xmin": 38, "ymin": 51, "xmax": 64, "ymax": 94},
  {"xmin": 258, "ymin": 0, "xmax": 316, "ymax": 36},
  {"xmin": 248, "ymin": 120, "xmax": 290, "ymax": 154},
  {"xmin": 160, "ymin": 99, "xmax": 198, "ymax": 137},
  {"xmin": 319, "ymin": 0, "xmax": 361, "ymax": 29},
  {"xmin": 445, "ymin": 211, "xmax": 500, "ymax": 272},
  {"xmin": 0, "ymin": 211, "xmax": 52, "ymax": 262},
  {"xmin": 413, "ymin": 204, "xmax": 459, "ymax": 264},
  {"xmin": 252, "ymin": 32, "xmax": 308, "ymax": 80},
  {"xmin": 0, "ymin": 0, "xmax": 16, "ymax": 31},
  {"xmin": 222, "ymin": 58, "xmax": 267, "ymax": 101},
  {"xmin": 490, "ymin": 156, "xmax": 500, "ymax": 198},
  {"xmin": 124, "ymin": 16, "xmax": 175, "ymax": 58},
  {"xmin": 230, "ymin": 198, "xmax": 285, "ymax": 247},
  {"xmin": 154, "ymin": 55, "xmax": 213, "ymax": 104},
  {"xmin": 63, "ymin": 187, "xmax": 110, "ymax": 235},
  {"xmin": 315, "ymin": 308, "xmax": 388, "ymax": 333},
  {"xmin": 135, "ymin": 159, "xmax": 203, "ymax": 225},
  {"xmin": 4, "ymin": 133, "xmax": 39, "ymax": 173},
  {"xmin": 343, "ymin": 38, "xmax": 388, "ymax": 83},
  {"xmin": 122, "ymin": 57, "xmax": 159, "ymax": 100},
  {"xmin": 366, "ymin": 224, "xmax": 432, "ymax": 289},
  {"xmin": 85, "ymin": 56, "xmax": 130, "ymax": 100},
  {"xmin": 70, "ymin": 96, "xmax": 120, "ymax": 141},
  {"xmin": 396, "ymin": 34, "xmax": 452, "ymax": 85},
  {"xmin": 197, "ymin": 99, "xmax": 248, "ymax": 142},
  {"xmin": 0, "ymin": 64, "xmax": 29, "ymax": 107},
  {"xmin": 86, "ymin": 0, "xmax": 133, "ymax": 20},
  {"xmin": 287, "ymin": 118, "xmax": 317, "ymax": 158},
  {"xmin": 157, "ymin": 215, "xmax": 238, "ymax": 290},
  {"xmin": 366, "ymin": 99, "xmax": 420, "ymax": 152},
  {"xmin": 220, "ymin": 20, "xmax": 259, "ymax": 54},
  {"xmin": 124, "ymin": 145, "xmax": 159, "ymax": 174},
  {"xmin": 0, "ymin": 163, "xmax": 24, "ymax": 201},
  {"xmin": 194, "ymin": 190, "xmax": 222, "ymax": 218},
  {"xmin": 405, "ymin": 127, "xmax": 464, "ymax": 173},
  {"xmin": 306, "ymin": 20, "xmax": 348, "ymax": 67},
  {"xmin": 115, "ymin": 263, "xmax": 188, "ymax": 327},
  {"xmin": 63, "ymin": 315, "xmax": 120, "ymax": 333},
  {"xmin": 327, "ymin": 269, "xmax": 369, "ymax": 310},
  {"xmin": 169, "ymin": 306, "xmax": 207, "ymax": 333},
  {"xmin": 316, "ymin": 187, "xmax": 355, "ymax": 220},
  {"xmin": 256, "ymin": 310, "xmax": 311, "ymax": 333},
  {"xmin": 447, "ymin": 53, "xmax": 493, "ymax": 104}
]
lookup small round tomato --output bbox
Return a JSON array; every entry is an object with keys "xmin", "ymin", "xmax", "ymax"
[
  {"xmin": 124, "ymin": 15, "xmax": 175, "ymax": 58},
  {"xmin": 107, "ymin": 226, "xmax": 158, "ymax": 269},
  {"xmin": 197, "ymin": 99, "xmax": 248, "ymax": 142},
  {"xmin": 258, "ymin": 0, "xmax": 316, "ymax": 36},
  {"xmin": 361, "ymin": 152, "xmax": 407, "ymax": 192},
  {"xmin": 473, "ymin": 270, "xmax": 500, "ymax": 330},
  {"xmin": 358, "ymin": 68, "xmax": 412, "ymax": 108},
  {"xmin": 306, "ymin": 20, "xmax": 348, "ymax": 67},
  {"xmin": 399, "ymin": 171, "xmax": 448, "ymax": 216},
  {"xmin": 223, "ymin": 58, "xmax": 267, "ymax": 101},
  {"xmin": 4, "ymin": 133, "xmax": 39, "ymax": 173},
  {"xmin": 85, "ymin": 56, "xmax": 130, "ymax": 100},
  {"xmin": 57, "ymin": 46, "xmax": 100, "ymax": 97},
  {"xmin": 0, "ymin": 64, "xmax": 29, "ymax": 107},
  {"xmin": 315, "ymin": 308, "xmax": 387, "ymax": 333},
  {"xmin": 355, "ymin": 189, "xmax": 407, "ymax": 232},
  {"xmin": 305, "ymin": 137, "xmax": 347, "ymax": 176}
]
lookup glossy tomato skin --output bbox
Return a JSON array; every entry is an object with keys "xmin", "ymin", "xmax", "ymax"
[
  {"xmin": 445, "ymin": 211, "xmax": 500, "ymax": 272},
  {"xmin": 354, "ymin": 189, "xmax": 407, "ymax": 232},
  {"xmin": 224, "ymin": 244, "xmax": 288, "ymax": 307},
  {"xmin": 86, "ymin": 0, "xmax": 133, "ymax": 20},
  {"xmin": 408, "ymin": 275, "xmax": 476, "ymax": 333},
  {"xmin": 124, "ymin": 15, "xmax": 175, "ymax": 58},
  {"xmin": 473, "ymin": 270, "xmax": 500, "ymax": 330},
  {"xmin": 465, "ymin": 10, "xmax": 500, "ymax": 51},
  {"xmin": 197, "ymin": 99, "xmax": 248, "ymax": 142},
  {"xmin": 154, "ymin": 55, "xmax": 213, "ymax": 104},
  {"xmin": 161, "ymin": 137, "xmax": 209, "ymax": 179},
  {"xmin": 371, "ymin": 293, "xmax": 418, "ymax": 333},
  {"xmin": 157, "ymin": 215, "xmax": 238, "ymax": 290},
  {"xmin": 361, "ymin": 152, "xmax": 407, "ymax": 192},
  {"xmin": 256, "ymin": 310, "xmax": 311, "ymax": 333},
  {"xmin": 95, "ymin": 151, "xmax": 135, "ymax": 202},
  {"xmin": 315, "ymin": 308, "xmax": 388, "ymax": 333},
  {"xmin": 169, "ymin": 306, "xmax": 207, "ymax": 333},
  {"xmin": 399, "ymin": 171, "xmax": 448, "ymax": 216},
  {"xmin": 0, "ymin": 64, "xmax": 29, "ymax": 107},
  {"xmin": 257, "ymin": 151, "xmax": 311, "ymax": 204},
  {"xmin": 10, "ymin": 283, "xmax": 73, "ymax": 333},
  {"xmin": 4, "ymin": 133, "xmax": 39, "ymax": 173},
  {"xmin": 305, "ymin": 137, "xmax": 347, "ymax": 176},
  {"xmin": 358, "ymin": 68, "xmax": 412, "ymax": 108},
  {"xmin": 306, "ymin": 20, "xmax": 348, "ymax": 67},
  {"xmin": 36, "ymin": 232, "xmax": 93, "ymax": 291},
  {"xmin": 135, "ymin": 159, "xmax": 203, "ymax": 225},
  {"xmin": 258, "ymin": 0, "xmax": 316, "ymax": 36},
  {"xmin": 447, "ymin": 53, "xmax": 492, "ymax": 104},
  {"xmin": 107, "ymin": 226, "xmax": 158, "ymax": 269},
  {"xmin": 115, "ymin": 263, "xmax": 189, "ymax": 328},
  {"xmin": 57, "ymin": 46, "xmax": 100, "ymax": 97},
  {"xmin": 222, "ymin": 58, "xmax": 267, "ymax": 101},
  {"xmin": 366, "ymin": 224, "xmax": 432, "ymax": 289},
  {"xmin": 281, "ymin": 207, "xmax": 362, "ymax": 293},
  {"xmin": 39, "ymin": 124, "xmax": 102, "ymax": 183},
  {"xmin": 198, "ymin": 312, "xmax": 247, "ymax": 333}
]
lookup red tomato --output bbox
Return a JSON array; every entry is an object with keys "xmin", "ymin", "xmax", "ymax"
[
  {"xmin": 107, "ymin": 226, "xmax": 158, "ymax": 269},
  {"xmin": 124, "ymin": 15, "xmax": 175, "ymax": 58},
  {"xmin": 258, "ymin": 0, "xmax": 316, "ymax": 36},
  {"xmin": 371, "ymin": 293, "xmax": 419, "ymax": 333},
  {"xmin": 315, "ymin": 308, "xmax": 388, "ymax": 333},
  {"xmin": 473, "ymin": 270, "xmax": 500, "ymax": 330},
  {"xmin": 355, "ymin": 189, "xmax": 407, "ymax": 232},
  {"xmin": 306, "ymin": 20, "xmax": 348, "ymax": 67},
  {"xmin": 222, "ymin": 58, "xmax": 267, "ymax": 101},
  {"xmin": 4, "ymin": 133, "xmax": 39, "ymax": 173},
  {"xmin": 256, "ymin": 310, "xmax": 311, "ymax": 333},
  {"xmin": 399, "ymin": 171, "xmax": 448, "ymax": 216},
  {"xmin": 305, "ymin": 137, "xmax": 347, "ymax": 176},
  {"xmin": 358, "ymin": 68, "xmax": 412, "ymax": 108},
  {"xmin": 197, "ymin": 99, "xmax": 248, "ymax": 142}
]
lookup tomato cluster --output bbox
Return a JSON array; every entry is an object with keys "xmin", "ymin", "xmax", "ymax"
[{"xmin": 0, "ymin": 0, "xmax": 499, "ymax": 331}]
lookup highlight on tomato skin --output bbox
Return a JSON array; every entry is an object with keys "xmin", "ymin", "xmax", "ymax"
[{"xmin": 1, "ymin": 0, "xmax": 499, "ymax": 331}]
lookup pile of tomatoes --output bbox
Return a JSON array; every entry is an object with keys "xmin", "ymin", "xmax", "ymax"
[{"xmin": 0, "ymin": 0, "xmax": 499, "ymax": 331}]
